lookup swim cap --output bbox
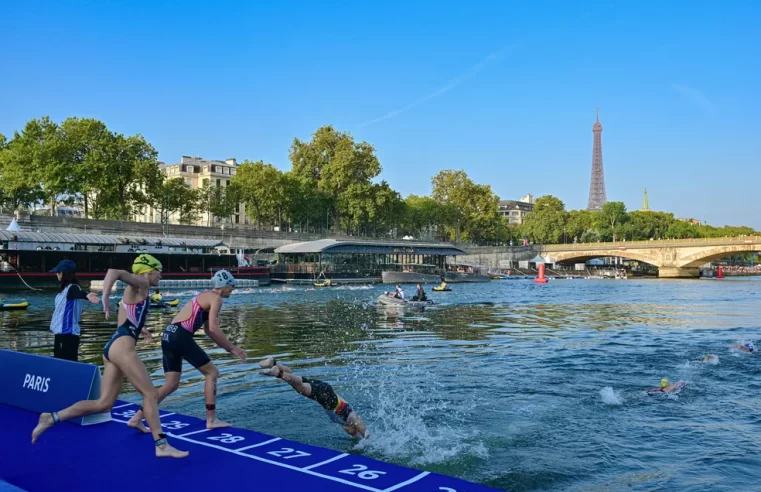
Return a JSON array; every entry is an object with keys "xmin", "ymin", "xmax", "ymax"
[
  {"xmin": 132, "ymin": 254, "xmax": 162, "ymax": 274},
  {"xmin": 660, "ymin": 378, "xmax": 669, "ymax": 388},
  {"xmin": 745, "ymin": 343, "xmax": 755, "ymax": 352},
  {"xmin": 213, "ymin": 269, "xmax": 235, "ymax": 288}
]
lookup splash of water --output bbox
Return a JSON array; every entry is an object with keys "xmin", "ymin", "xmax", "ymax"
[
  {"xmin": 599, "ymin": 386, "xmax": 624, "ymax": 406},
  {"xmin": 352, "ymin": 366, "xmax": 488, "ymax": 465}
]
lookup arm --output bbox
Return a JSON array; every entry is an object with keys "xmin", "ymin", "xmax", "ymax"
[
  {"xmin": 67, "ymin": 285, "xmax": 100, "ymax": 304},
  {"xmin": 101, "ymin": 269, "xmax": 150, "ymax": 318},
  {"xmin": 203, "ymin": 295, "xmax": 246, "ymax": 361}
]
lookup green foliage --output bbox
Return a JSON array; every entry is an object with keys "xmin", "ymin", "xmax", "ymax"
[
  {"xmin": 597, "ymin": 201, "xmax": 628, "ymax": 241},
  {"xmin": 233, "ymin": 160, "xmax": 286, "ymax": 228},
  {"xmin": 430, "ymin": 170, "xmax": 502, "ymax": 243},
  {"xmin": 523, "ymin": 195, "xmax": 567, "ymax": 244},
  {"xmin": 151, "ymin": 178, "xmax": 199, "ymax": 225}
]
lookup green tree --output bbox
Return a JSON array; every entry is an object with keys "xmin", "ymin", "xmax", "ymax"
[
  {"xmin": 0, "ymin": 136, "xmax": 45, "ymax": 211},
  {"xmin": 402, "ymin": 195, "xmax": 442, "ymax": 239},
  {"xmin": 522, "ymin": 195, "xmax": 567, "ymax": 244},
  {"xmin": 199, "ymin": 180, "xmax": 240, "ymax": 225},
  {"xmin": 16, "ymin": 117, "xmax": 70, "ymax": 214},
  {"xmin": 289, "ymin": 125, "xmax": 382, "ymax": 232},
  {"xmin": 565, "ymin": 209, "xmax": 597, "ymax": 243},
  {"xmin": 665, "ymin": 219, "xmax": 699, "ymax": 239},
  {"xmin": 233, "ymin": 160, "xmax": 285, "ymax": 229},
  {"xmin": 627, "ymin": 211, "xmax": 675, "ymax": 240},
  {"xmin": 57, "ymin": 117, "xmax": 112, "ymax": 218},
  {"xmin": 151, "ymin": 178, "xmax": 198, "ymax": 225},
  {"xmin": 597, "ymin": 201, "xmax": 628, "ymax": 241}
]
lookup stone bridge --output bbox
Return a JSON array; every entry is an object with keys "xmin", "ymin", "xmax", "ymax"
[{"xmin": 541, "ymin": 236, "xmax": 761, "ymax": 278}]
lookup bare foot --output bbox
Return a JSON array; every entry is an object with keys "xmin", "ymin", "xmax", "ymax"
[
  {"xmin": 127, "ymin": 413, "xmax": 151, "ymax": 434},
  {"xmin": 155, "ymin": 443, "xmax": 189, "ymax": 458},
  {"xmin": 207, "ymin": 418, "xmax": 232, "ymax": 430},
  {"xmin": 260, "ymin": 366, "xmax": 281, "ymax": 377},
  {"xmin": 32, "ymin": 413, "xmax": 55, "ymax": 444},
  {"xmin": 258, "ymin": 357, "xmax": 276, "ymax": 369}
]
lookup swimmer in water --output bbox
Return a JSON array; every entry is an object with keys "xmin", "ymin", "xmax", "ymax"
[
  {"xmin": 731, "ymin": 342, "xmax": 755, "ymax": 353},
  {"xmin": 258, "ymin": 357, "xmax": 368, "ymax": 439},
  {"xmin": 701, "ymin": 354, "xmax": 720, "ymax": 364},
  {"xmin": 648, "ymin": 378, "xmax": 685, "ymax": 394},
  {"xmin": 32, "ymin": 254, "xmax": 188, "ymax": 458},
  {"xmin": 127, "ymin": 270, "xmax": 246, "ymax": 431}
]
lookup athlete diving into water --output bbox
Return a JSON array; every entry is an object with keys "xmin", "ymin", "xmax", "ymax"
[{"xmin": 258, "ymin": 357, "xmax": 368, "ymax": 439}]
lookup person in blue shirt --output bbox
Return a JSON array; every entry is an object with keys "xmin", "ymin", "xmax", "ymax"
[{"xmin": 49, "ymin": 260, "xmax": 100, "ymax": 362}]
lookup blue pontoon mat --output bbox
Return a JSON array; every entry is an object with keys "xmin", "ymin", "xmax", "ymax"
[{"xmin": 0, "ymin": 400, "xmax": 501, "ymax": 492}]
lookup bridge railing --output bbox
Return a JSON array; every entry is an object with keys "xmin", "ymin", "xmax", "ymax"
[{"xmin": 541, "ymin": 236, "xmax": 761, "ymax": 251}]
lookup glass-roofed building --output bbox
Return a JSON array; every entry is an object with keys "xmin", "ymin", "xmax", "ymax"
[{"xmin": 271, "ymin": 239, "xmax": 469, "ymax": 284}]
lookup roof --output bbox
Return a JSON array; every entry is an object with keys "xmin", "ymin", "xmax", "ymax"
[
  {"xmin": 274, "ymin": 239, "xmax": 467, "ymax": 256},
  {"xmin": 0, "ymin": 230, "xmax": 223, "ymax": 248}
]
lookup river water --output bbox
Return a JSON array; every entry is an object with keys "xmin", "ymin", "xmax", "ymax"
[{"xmin": 2, "ymin": 278, "xmax": 760, "ymax": 491}]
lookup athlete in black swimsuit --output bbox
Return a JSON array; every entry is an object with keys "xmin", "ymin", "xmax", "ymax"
[{"xmin": 258, "ymin": 357, "xmax": 368, "ymax": 438}]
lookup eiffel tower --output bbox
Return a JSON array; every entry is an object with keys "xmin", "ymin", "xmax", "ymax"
[{"xmin": 587, "ymin": 108, "xmax": 607, "ymax": 210}]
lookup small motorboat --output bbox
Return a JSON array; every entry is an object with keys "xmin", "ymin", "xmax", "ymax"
[
  {"xmin": 432, "ymin": 286, "xmax": 451, "ymax": 292},
  {"xmin": 0, "ymin": 301, "xmax": 29, "ymax": 311},
  {"xmin": 377, "ymin": 294, "xmax": 434, "ymax": 308}
]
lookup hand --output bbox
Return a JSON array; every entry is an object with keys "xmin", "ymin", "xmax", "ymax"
[
  {"xmin": 231, "ymin": 346, "xmax": 247, "ymax": 362},
  {"xmin": 142, "ymin": 329, "xmax": 153, "ymax": 343},
  {"xmin": 87, "ymin": 293, "xmax": 100, "ymax": 304},
  {"xmin": 103, "ymin": 299, "xmax": 111, "ymax": 320}
]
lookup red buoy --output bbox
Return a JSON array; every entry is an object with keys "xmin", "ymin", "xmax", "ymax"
[
  {"xmin": 535, "ymin": 263, "xmax": 549, "ymax": 284},
  {"xmin": 717, "ymin": 266, "xmax": 724, "ymax": 279}
]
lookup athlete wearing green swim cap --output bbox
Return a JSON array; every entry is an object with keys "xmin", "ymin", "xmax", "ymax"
[{"xmin": 132, "ymin": 254, "xmax": 163, "ymax": 275}]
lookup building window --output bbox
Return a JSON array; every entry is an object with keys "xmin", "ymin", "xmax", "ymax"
[
  {"xmin": 214, "ymin": 166, "xmax": 221, "ymax": 173},
  {"xmin": 185, "ymin": 165, "xmax": 193, "ymax": 172},
  {"xmin": 216, "ymin": 178, "xmax": 221, "ymax": 186},
  {"xmin": 231, "ymin": 169, "xmax": 236, "ymax": 175},
  {"xmin": 223, "ymin": 168, "xmax": 229, "ymax": 175},
  {"xmin": 235, "ymin": 215, "xmax": 240, "ymax": 224}
]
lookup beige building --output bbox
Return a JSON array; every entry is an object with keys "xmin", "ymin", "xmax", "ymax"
[
  {"xmin": 498, "ymin": 193, "xmax": 535, "ymax": 225},
  {"xmin": 134, "ymin": 156, "xmax": 250, "ymax": 226}
]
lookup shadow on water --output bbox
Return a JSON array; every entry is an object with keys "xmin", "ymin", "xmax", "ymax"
[{"xmin": 2, "ymin": 278, "xmax": 761, "ymax": 491}]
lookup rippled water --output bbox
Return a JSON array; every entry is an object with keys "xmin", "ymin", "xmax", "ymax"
[{"xmin": 2, "ymin": 278, "xmax": 761, "ymax": 491}]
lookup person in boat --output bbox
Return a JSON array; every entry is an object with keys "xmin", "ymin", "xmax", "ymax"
[
  {"xmin": 412, "ymin": 283, "xmax": 427, "ymax": 302},
  {"xmin": 258, "ymin": 357, "xmax": 368, "ymax": 439},
  {"xmin": 438, "ymin": 277, "xmax": 448, "ymax": 290},
  {"xmin": 32, "ymin": 254, "xmax": 189, "ymax": 458},
  {"xmin": 731, "ymin": 342, "xmax": 755, "ymax": 353},
  {"xmin": 392, "ymin": 284, "xmax": 405, "ymax": 299},
  {"xmin": 127, "ymin": 269, "xmax": 246, "ymax": 432},
  {"xmin": 49, "ymin": 259, "xmax": 100, "ymax": 362},
  {"xmin": 647, "ymin": 378, "xmax": 685, "ymax": 394},
  {"xmin": 151, "ymin": 289, "xmax": 163, "ymax": 303}
]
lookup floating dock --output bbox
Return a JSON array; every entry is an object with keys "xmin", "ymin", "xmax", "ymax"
[
  {"xmin": 0, "ymin": 400, "xmax": 501, "ymax": 492},
  {"xmin": 90, "ymin": 278, "xmax": 260, "ymax": 290}
]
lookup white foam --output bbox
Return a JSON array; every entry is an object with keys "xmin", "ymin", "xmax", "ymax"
[
  {"xmin": 352, "ymin": 367, "xmax": 488, "ymax": 465},
  {"xmin": 599, "ymin": 386, "xmax": 624, "ymax": 406}
]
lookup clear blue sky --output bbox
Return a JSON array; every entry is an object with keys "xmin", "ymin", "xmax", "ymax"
[{"xmin": 2, "ymin": 1, "xmax": 759, "ymax": 227}]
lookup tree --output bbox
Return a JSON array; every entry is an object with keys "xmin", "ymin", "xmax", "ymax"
[
  {"xmin": 665, "ymin": 219, "xmax": 699, "ymax": 239},
  {"xmin": 402, "ymin": 195, "xmax": 442, "ymax": 239},
  {"xmin": 199, "ymin": 180, "xmax": 240, "ymax": 226},
  {"xmin": 16, "ymin": 117, "xmax": 70, "ymax": 214},
  {"xmin": 597, "ymin": 201, "xmax": 628, "ymax": 241},
  {"xmin": 151, "ymin": 178, "xmax": 198, "ymax": 225},
  {"xmin": 58, "ymin": 117, "xmax": 112, "ymax": 218},
  {"xmin": 565, "ymin": 209, "xmax": 596, "ymax": 243},
  {"xmin": 289, "ymin": 125, "xmax": 382, "ymax": 232},
  {"xmin": 0, "ymin": 136, "xmax": 45, "ymax": 211},
  {"xmin": 627, "ymin": 211, "xmax": 675, "ymax": 240},
  {"xmin": 522, "ymin": 195, "xmax": 567, "ymax": 244},
  {"xmin": 233, "ymin": 160, "xmax": 285, "ymax": 229}
]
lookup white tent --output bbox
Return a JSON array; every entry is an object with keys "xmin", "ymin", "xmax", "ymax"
[
  {"xmin": 6, "ymin": 218, "xmax": 22, "ymax": 232},
  {"xmin": 530, "ymin": 254, "xmax": 546, "ymax": 264}
]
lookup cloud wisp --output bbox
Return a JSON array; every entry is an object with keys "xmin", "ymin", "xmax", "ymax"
[
  {"xmin": 358, "ymin": 44, "xmax": 516, "ymax": 128},
  {"xmin": 672, "ymin": 84, "xmax": 715, "ymax": 113}
]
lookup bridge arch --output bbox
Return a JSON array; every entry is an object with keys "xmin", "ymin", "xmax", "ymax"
[
  {"xmin": 549, "ymin": 250, "xmax": 659, "ymax": 268},
  {"xmin": 678, "ymin": 245, "xmax": 761, "ymax": 268}
]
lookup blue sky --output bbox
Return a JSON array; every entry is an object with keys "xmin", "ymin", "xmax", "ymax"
[{"xmin": 2, "ymin": 1, "xmax": 760, "ymax": 227}]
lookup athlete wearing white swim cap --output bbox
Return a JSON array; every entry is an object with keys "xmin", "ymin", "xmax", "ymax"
[
  {"xmin": 213, "ymin": 269, "xmax": 235, "ymax": 289},
  {"xmin": 126, "ymin": 267, "xmax": 245, "ymax": 433}
]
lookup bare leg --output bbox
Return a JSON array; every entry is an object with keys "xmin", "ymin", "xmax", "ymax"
[
  {"xmin": 32, "ymin": 357, "xmax": 123, "ymax": 444},
  {"xmin": 198, "ymin": 362, "xmax": 230, "ymax": 429},
  {"xmin": 109, "ymin": 337, "xmax": 188, "ymax": 458},
  {"xmin": 127, "ymin": 372, "xmax": 181, "ymax": 433},
  {"xmin": 260, "ymin": 364, "xmax": 312, "ymax": 398}
]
